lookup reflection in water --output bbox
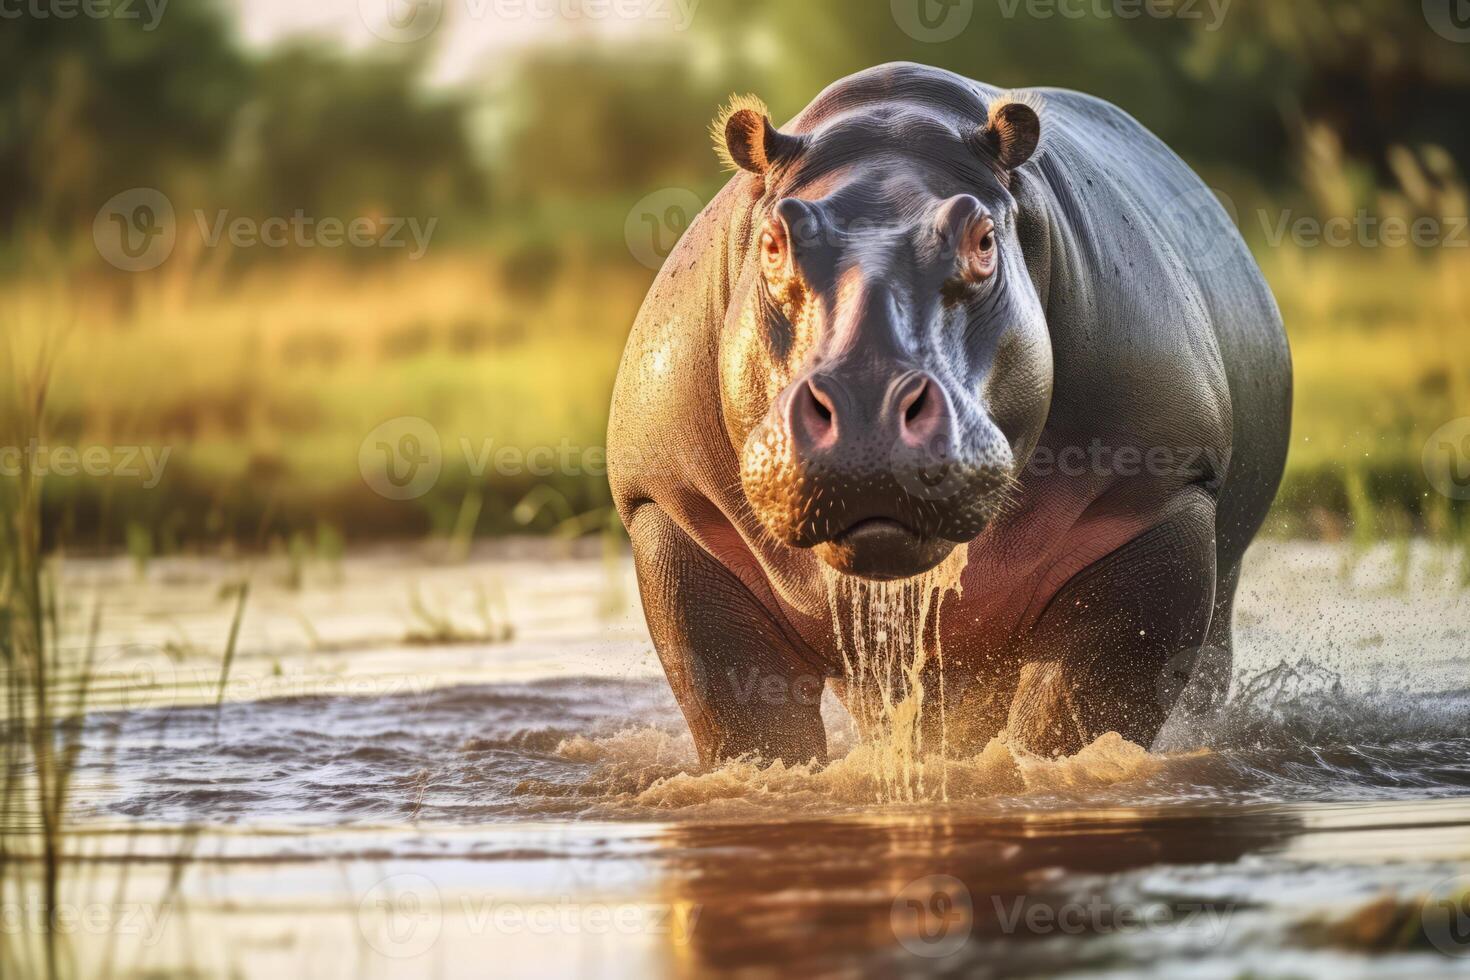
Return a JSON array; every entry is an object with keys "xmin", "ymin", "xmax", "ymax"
[
  {"xmin": 653, "ymin": 810, "xmax": 1277, "ymax": 975},
  {"xmin": 648, "ymin": 802, "xmax": 1470, "ymax": 976}
]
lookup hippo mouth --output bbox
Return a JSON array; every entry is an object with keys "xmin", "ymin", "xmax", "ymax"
[{"xmin": 813, "ymin": 517, "xmax": 958, "ymax": 581}]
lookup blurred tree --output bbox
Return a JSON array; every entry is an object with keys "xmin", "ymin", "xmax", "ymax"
[
  {"xmin": 1183, "ymin": 1, "xmax": 1470, "ymax": 183},
  {"xmin": 230, "ymin": 43, "xmax": 485, "ymax": 228},
  {"xmin": 0, "ymin": 1, "xmax": 248, "ymax": 233},
  {"xmin": 2, "ymin": 0, "xmax": 1467, "ymax": 258},
  {"xmin": 494, "ymin": 43, "xmax": 730, "ymax": 201},
  {"xmin": 0, "ymin": 3, "xmax": 485, "ymax": 261}
]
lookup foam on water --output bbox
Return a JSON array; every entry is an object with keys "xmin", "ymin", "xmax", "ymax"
[
  {"xmin": 550, "ymin": 726, "xmax": 1180, "ymax": 816},
  {"xmin": 536, "ymin": 653, "xmax": 1470, "ymax": 817}
]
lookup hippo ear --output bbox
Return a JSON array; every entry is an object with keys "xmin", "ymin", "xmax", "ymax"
[
  {"xmin": 712, "ymin": 94, "xmax": 806, "ymax": 174},
  {"xmin": 978, "ymin": 94, "xmax": 1043, "ymax": 172}
]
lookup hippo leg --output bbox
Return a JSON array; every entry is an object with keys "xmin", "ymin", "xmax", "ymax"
[
  {"xmin": 628, "ymin": 507, "xmax": 829, "ymax": 767},
  {"xmin": 1005, "ymin": 490, "xmax": 1219, "ymax": 755}
]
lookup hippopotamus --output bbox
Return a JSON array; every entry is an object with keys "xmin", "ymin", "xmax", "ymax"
[{"xmin": 608, "ymin": 62, "xmax": 1291, "ymax": 765}]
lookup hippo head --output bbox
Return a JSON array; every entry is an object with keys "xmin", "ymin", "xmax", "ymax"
[{"xmin": 716, "ymin": 87, "xmax": 1053, "ymax": 581}]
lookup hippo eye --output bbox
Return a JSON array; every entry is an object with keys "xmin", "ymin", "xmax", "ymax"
[
  {"xmin": 963, "ymin": 217, "xmax": 998, "ymax": 283},
  {"xmin": 759, "ymin": 219, "xmax": 788, "ymax": 276}
]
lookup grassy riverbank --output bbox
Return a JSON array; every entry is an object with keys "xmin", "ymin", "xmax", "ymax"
[{"xmin": 3, "ymin": 237, "xmax": 1468, "ymax": 554}]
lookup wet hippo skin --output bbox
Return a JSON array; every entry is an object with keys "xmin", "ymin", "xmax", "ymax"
[{"xmin": 608, "ymin": 62, "xmax": 1292, "ymax": 766}]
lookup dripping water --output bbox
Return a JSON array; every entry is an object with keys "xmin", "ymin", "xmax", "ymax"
[{"xmin": 822, "ymin": 545, "xmax": 969, "ymax": 802}]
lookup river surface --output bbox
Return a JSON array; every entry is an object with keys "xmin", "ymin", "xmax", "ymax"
[{"xmin": 22, "ymin": 539, "xmax": 1470, "ymax": 977}]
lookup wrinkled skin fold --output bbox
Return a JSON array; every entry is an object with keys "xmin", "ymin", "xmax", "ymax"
[{"xmin": 608, "ymin": 63, "xmax": 1291, "ymax": 767}]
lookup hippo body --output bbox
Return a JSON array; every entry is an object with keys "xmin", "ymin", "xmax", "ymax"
[{"xmin": 608, "ymin": 63, "xmax": 1291, "ymax": 764}]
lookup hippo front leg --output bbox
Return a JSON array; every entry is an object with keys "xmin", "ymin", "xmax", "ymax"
[
  {"xmin": 627, "ymin": 506, "xmax": 829, "ymax": 767},
  {"xmin": 1006, "ymin": 489, "xmax": 1220, "ymax": 756}
]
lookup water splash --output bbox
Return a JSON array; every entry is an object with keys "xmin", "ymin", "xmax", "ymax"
[
  {"xmin": 545, "ymin": 726, "xmax": 1177, "ymax": 816},
  {"xmin": 821, "ymin": 545, "xmax": 969, "ymax": 802}
]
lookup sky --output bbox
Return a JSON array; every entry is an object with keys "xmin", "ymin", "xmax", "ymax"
[{"xmin": 226, "ymin": 0, "xmax": 699, "ymax": 85}]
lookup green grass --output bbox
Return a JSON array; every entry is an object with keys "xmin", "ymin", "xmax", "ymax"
[
  {"xmin": 7, "ymin": 251, "xmax": 637, "ymax": 548},
  {"xmin": 1261, "ymin": 241, "xmax": 1470, "ymax": 532}
]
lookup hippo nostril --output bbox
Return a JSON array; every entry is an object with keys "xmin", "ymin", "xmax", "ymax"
[
  {"xmin": 903, "ymin": 382, "xmax": 929, "ymax": 425},
  {"xmin": 790, "ymin": 377, "xmax": 839, "ymax": 449},
  {"xmin": 897, "ymin": 376, "xmax": 944, "ymax": 444},
  {"xmin": 808, "ymin": 381, "xmax": 834, "ymax": 425}
]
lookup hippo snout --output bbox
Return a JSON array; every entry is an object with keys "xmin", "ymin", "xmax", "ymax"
[
  {"xmin": 787, "ymin": 371, "xmax": 946, "ymax": 463},
  {"xmin": 741, "ymin": 369, "xmax": 1016, "ymax": 580}
]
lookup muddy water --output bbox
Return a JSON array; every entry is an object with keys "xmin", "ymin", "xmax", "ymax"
[{"xmin": 23, "ymin": 540, "xmax": 1470, "ymax": 976}]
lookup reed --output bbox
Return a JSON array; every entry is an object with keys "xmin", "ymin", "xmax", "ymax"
[
  {"xmin": 1, "ymin": 323, "xmax": 240, "ymax": 979},
  {"xmin": 1, "ymin": 338, "xmax": 83, "ymax": 979},
  {"xmin": 404, "ymin": 580, "xmax": 513, "ymax": 645}
]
